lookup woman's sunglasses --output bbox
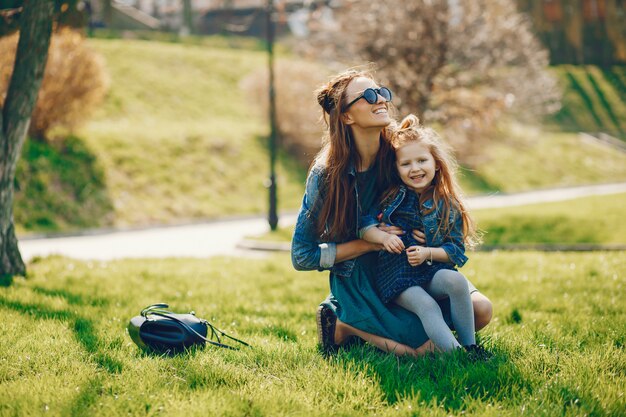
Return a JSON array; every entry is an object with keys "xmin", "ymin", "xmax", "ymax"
[{"xmin": 343, "ymin": 87, "xmax": 392, "ymax": 111}]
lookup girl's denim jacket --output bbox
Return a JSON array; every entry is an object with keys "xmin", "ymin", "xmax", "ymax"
[
  {"xmin": 359, "ymin": 185, "xmax": 468, "ymax": 268},
  {"xmin": 291, "ymin": 163, "xmax": 365, "ymax": 278}
]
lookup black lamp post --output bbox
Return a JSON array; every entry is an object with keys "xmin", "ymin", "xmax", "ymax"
[{"xmin": 266, "ymin": 0, "xmax": 278, "ymax": 230}]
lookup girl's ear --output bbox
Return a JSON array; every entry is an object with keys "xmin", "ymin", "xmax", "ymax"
[{"xmin": 342, "ymin": 112, "xmax": 355, "ymax": 125}]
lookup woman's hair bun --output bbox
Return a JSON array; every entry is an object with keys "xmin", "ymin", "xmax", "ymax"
[{"xmin": 317, "ymin": 88, "xmax": 335, "ymax": 114}]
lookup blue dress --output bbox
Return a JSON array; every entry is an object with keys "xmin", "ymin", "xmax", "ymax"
[
  {"xmin": 376, "ymin": 189, "xmax": 456, "ymax": 304},
  {"xmin": 322, "ymin": 168, "xmax": 452, "ymax": 348}
]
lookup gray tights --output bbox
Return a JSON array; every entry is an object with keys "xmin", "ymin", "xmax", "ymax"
[{"xmin": 395, "ymin": 270, "xmax": 476, "ymax": 352}]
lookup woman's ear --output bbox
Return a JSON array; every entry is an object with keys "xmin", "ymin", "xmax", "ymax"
[{"xmin": 342, "ymin": 112, "xmax": 355, "ymax": 125}]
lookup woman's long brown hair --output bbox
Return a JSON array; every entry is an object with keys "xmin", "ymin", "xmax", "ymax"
[{"xmin": 313, "ymin": 69, "xmax": 395, "ymax": 241}]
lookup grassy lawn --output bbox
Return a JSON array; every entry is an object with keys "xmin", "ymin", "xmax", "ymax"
[
  {"xmin": 476, "ymin": 192, "xmax": 626, "ymax": 246},
  {"xmin": 0, "ymin": 252, "xmax": 624, "ymax": 416}
]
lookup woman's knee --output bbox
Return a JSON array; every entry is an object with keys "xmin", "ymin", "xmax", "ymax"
[{"xmin": 471, "ymin": 292, "xmax": 493, "ymax": 331}]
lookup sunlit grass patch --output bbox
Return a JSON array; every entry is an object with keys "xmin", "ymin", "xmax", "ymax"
[
  {"xmin": 78, "ymin": 39, "xmax": 305, "ymax": 227},
  {"xmin": 475, "ymin": 192, "xmax": 626, "ymax": 246},
  {"xmin": 1, "ymin": 252, "xmax": 624, "ymax": 416}
]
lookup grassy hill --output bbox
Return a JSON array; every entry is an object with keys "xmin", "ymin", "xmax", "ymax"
[
  {"xmin": 15, "ymin": 38, "xmax": 306, "ymax": 233},
  {"xmin": 549, "ymin": 65, "xmax": 626, "ymax": 140},
  {"xmin": 12, "ymin": 40, "xmax": 626, "ymax": 234}
]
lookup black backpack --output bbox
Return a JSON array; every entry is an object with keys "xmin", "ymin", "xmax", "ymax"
[{"xmin": 128, "ymin": 303, "xmax": 250, "ymax": 354}]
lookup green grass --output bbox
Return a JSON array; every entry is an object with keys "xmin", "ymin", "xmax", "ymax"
[
  {"xmin": 549, "ymin": 65, "xmax": 626, "ymax": 139},
  {"xmin": 14, "ymin": 38, "xmax": 306, "ymax": 233},
  {"xmin": 90, "ymin": 29, "xmax": 268, "ymax": 51},
  {"xmin": 250, "ymin": 192, "xmax": 626, "ymax": 247},
  {"xmin": 77, "ymin": 39, "xmax": 305, "ymax": 227},
  {"xmin": 475, "ymin": 192, "xmax": 626, "ymax": 246},
  {"xmin": 466, "ymin": 125, "xmax": 626, "ymax": 193},
  {"xmin": 14, "ymin": 136, "xmax": 113, "ymax": 234},
  {"xmin": 0, "ymin": 252, "xmax": 624, "ymax": 416}
]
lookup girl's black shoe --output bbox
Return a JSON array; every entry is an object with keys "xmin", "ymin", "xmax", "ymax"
[{"xmin": 464, "ymin": 344, "xmax": 493, "ymax": 361}]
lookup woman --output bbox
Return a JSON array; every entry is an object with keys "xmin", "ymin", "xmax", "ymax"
[{"xmin": 291, "ymin": 69, "xmax": 492, "ymax": 356}]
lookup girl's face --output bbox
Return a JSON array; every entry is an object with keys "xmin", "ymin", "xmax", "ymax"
[
  {"xmin": 342, "ymin": 77, "xmax": 392, "ymax": 130},
  {"xmin": 395, "ymin": 141, "xmax": 437, "ymax": 193}
]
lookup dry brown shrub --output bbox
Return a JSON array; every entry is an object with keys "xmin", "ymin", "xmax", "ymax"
[
  {"xmin": 0, "ymin": 28, "xmax": 109, "ymax": 140},
  {"xmin": 242, "ymin": 59, "xmax": 331, "ymax": 167}
]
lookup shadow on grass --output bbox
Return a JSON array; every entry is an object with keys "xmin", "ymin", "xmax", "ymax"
[
  {"xmin": 335, "ymin": 344, "xmax": 529, "ymax": 410},
  {"xmin": 0, "ymin": 297, "xmax": 123, "ymax": 374},
  {"xmin": 585, "ymin": 68, "xmax": 624, "ymax": 137},
  {"xmin": 66, "ymin": 376, "xmax": 105, "ymax": 417},
  {"xmin": 15, "ymin": 135, "xmax": 114, "ymax": 233},
  {"xmin": 565, "ymin": 71, "xmax": 604, "ymax": 130},
  {"xmin": 458, "ymin": 167, "xmax": 500, "ymax": 195},
  {"xmin": 32, "ymin": 286, "xmax": 110, "ymax": 307}
]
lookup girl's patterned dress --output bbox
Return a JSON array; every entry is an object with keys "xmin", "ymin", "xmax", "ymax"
[{"xmin": 376, "ymin": 188, "xmax": 456, "ymax": 304}]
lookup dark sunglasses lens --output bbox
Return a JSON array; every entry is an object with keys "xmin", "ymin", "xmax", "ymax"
[
  {"xmin": 380, "ymin": 87, "xmax": 392, "ymax": 101},
  {"xmin": 362, "ymin": 88, "xmax": 392, "ymax": 104},
  {"xmin": 363, "ymin": 88, "xmax": 378, "ymax": 104}
]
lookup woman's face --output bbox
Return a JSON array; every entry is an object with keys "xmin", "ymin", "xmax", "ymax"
[{"xmin": 342, "ymin": 77, "xmax": 392, "ymax": 130}]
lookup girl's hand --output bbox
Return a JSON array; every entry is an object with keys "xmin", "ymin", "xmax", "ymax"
[
  {"xmin": 411, "ymin": 229, "xmax": 426, "ymax": 245},
  {"xmin": 382, "ymin": 234, "xmax": 405, "ymax": 254},
  {"xmin": 378, "ymin": 223, "xmax": 405, "ymax": 236},
  {"xmin": 406, "ymin": 246, "xmax": 428, "ymax": 266}
]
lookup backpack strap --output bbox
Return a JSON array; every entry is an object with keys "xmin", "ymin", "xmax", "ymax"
[{"xmin": 141, "ymin": 304, "xmax": 251, "ymax": 350}]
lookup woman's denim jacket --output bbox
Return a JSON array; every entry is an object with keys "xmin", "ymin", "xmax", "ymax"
[
  {"xmin": 358, "ymin": 185, "xmax": 468, "ymax": 267},
  {"xmin": 291, "ymin": 163, "xmax": 365, "ymax": 278}
]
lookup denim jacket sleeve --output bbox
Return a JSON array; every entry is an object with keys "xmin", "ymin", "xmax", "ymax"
[
  {"xmin": 357, "ymin": 205, "xmax": 380, "ymax": 239},
  {"xmin": 440, "ymin": 206, "xmax": 468, "ymax": 267},
  {"xmin": 291, "ymin": 165, "xmax": 337, "ymax": 271}
]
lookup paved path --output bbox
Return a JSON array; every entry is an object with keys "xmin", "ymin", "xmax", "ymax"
[{"xmin": 18, "ymin": 182, "xmax": 626, "ymax": 261}]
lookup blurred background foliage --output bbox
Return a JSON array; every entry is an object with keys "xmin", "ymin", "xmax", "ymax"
[{"xmin": 0, "ymin": 0, "xmax": 87, "ymax": 36}]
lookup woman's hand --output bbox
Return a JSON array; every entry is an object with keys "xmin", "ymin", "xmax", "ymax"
[
  {"xmin": 378, "ymin": 223, "xmax": 405, "ymax": 236},
  {"xmin": 382, "ymin": 234, "xmax": 405, "ymax": 254},
  {"xmin": 412, "ymin": 229, "xmax": 426, "ymax": 245},
  {"xmin": 406, "ymin": 246, "xmax": 429, "ymax": 266}
]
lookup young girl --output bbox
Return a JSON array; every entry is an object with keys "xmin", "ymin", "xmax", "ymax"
[{"xmin": 361, "ymin": 114, "xmax": 486, "ymax": 355}]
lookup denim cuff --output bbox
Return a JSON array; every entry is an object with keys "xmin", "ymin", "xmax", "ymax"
[
  {"xmin": 442, "ymin": 245, "xmax": 468, "ymax": 268},
  {"xmin": 358, "ymin": 224, "xmax": 377, "ymax": 239},
  {"xmin": 319, "ymin": 242, "xmax": 336, "ymax": 269}
]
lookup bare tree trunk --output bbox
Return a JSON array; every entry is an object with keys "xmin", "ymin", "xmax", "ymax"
[{"xmin": 0, "ymin": 0, "xmax": 54, "ymax": 280}]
